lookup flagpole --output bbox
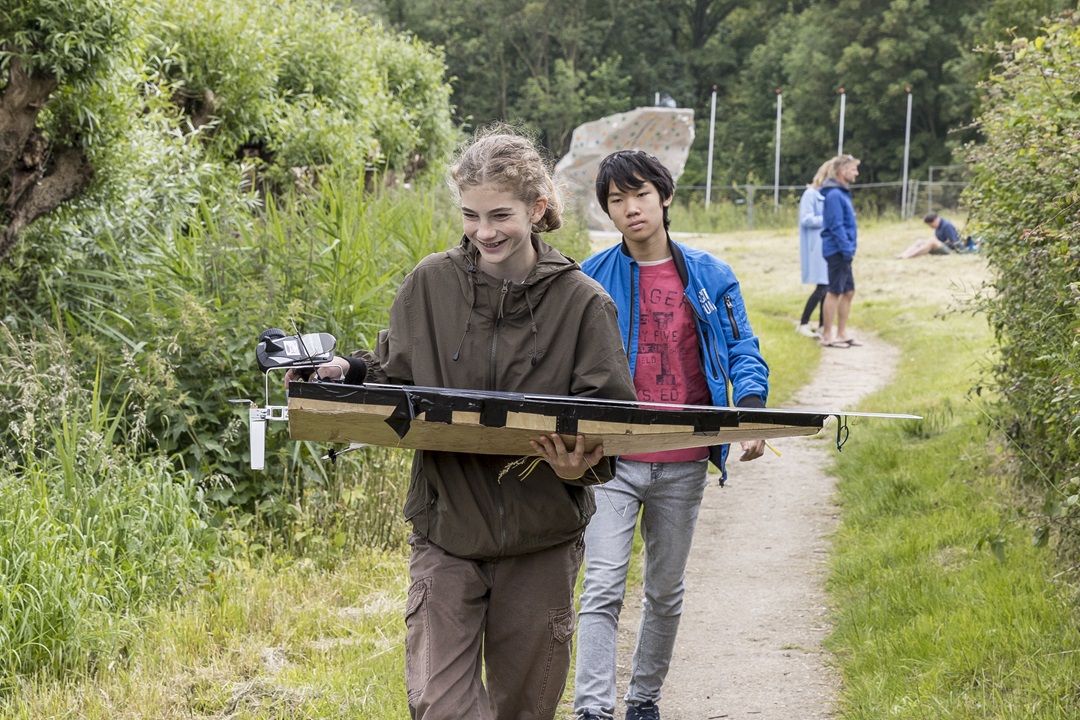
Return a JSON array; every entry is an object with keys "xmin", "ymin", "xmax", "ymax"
[
  {"xmin": 837, "ymin": 87, "xmax": 846, "ymax": 155},
  {"xmin": 774, "ymin": 88, "xmax": 782, "ymax": 209},
  {"xmin": 706, "ymin": 85, "xmax": 717, "ymax": 209},
  {"xmin": 901, "ymin": 86, "xmax": 913, "ymax": 218}
]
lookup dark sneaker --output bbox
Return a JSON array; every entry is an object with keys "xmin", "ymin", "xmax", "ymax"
[
  {"xmin": 625, "ymin": 702, "xmax": 660, "ymax": 720},
  {"xmin": 578, "ymin": 713, "xmax": 605, "ymax": 720}
]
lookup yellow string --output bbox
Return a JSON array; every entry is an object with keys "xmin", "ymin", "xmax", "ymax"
[{"xmin": 497, "ymin": 455, "xmax": 598, "ymax": 483}]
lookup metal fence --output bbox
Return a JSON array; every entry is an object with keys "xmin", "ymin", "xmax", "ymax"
[{"xmin": 677, "ymin": 165, "xmax": 969, "ymax": 229}]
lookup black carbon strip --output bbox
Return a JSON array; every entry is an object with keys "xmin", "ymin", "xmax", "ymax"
[{"xmin": 288, "ymin": 382, "xmax": 828, "ymax": 432}]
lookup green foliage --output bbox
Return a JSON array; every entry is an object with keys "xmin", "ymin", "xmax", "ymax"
[
  {"xmin": 145, "ymin": 0, "xmax": 455, "ymax": 176},
  {"xmin": 147, "ymin": 0, "xmax": 280, "ymax": 152},
  {"xmin": 0, "ymin": 174, "xmax": 460, "ymax": 682},
  {"xmin": 0, "ymin": 0, "xmax": 135, "ymax": 84},
  {"xmin": 1, "ymin": 0, "xmax": 455, "ymax": 288},
  {"xmin": 0, "ymin": 325, "xmax": 221, "ymax": 684},
  {"xmin": 85, "ymin": 174, "xmax": 456, "ymax": 492},
  {"xmin": 512, "ymin": 57, "xmax": 633, "ymax": 154},
  {"xmin": 826, "ymin": 301, "xmax": 1080, "ymax": 719},
  {"xmin": 963, "ymin": 10, "xmax": 1080, "ymax": 545}
]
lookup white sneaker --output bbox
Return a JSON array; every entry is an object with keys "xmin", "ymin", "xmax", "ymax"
[{"xmin": 795, "ymin": 324, "xmax": 817, "ymax": 338}]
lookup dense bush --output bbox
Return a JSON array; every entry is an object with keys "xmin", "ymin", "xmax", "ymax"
[
  {"xmin": 146, "ymin": 0, "xmax": 455, "ymax": 179},
  {"xmin": 964, "ymin": 11, "xmax": 1080, "ymax": 546},
  {"xmin": 2, "ymin": 0, "xmax": 456, "ymax": 285},
  {"xmin": 0, "ymin": 5, "xmax": 461, "ymax": 679}
]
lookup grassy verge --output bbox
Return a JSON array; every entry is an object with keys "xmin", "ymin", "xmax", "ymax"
[
  {"xmin": 826, "ymin": 294, "xmax": 1080, "ymax": 718},
  {"xmin": 3, "ymin": 550, "xmax": 412, "ymax": 718}
]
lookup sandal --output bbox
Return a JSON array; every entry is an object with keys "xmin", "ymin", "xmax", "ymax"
[
  {"xmin": 819, "ymin": 339, "xmax": 850, "ymax": 348},
  {"xmin": 838, "ymin": 337, "xmax": 863, "ymax": 347}
]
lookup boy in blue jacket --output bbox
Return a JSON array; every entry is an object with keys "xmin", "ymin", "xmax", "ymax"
[{"xmin": 574, "ymin": 150, "xmax": 770, "ymax": 720}]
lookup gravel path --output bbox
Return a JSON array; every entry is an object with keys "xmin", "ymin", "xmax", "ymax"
[{"xmin": 609, "ymin": 332, "xmax": 900, "ymax": 720}]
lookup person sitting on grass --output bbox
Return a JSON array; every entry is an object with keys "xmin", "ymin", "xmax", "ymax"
[{"xmin": 897, "ymin": 212, "xmax": 972, "ymax": 258}]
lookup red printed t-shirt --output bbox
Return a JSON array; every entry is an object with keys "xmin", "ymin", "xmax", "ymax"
[{"xmin": 623, "ymin": 258, "xmax": 711, "ymax": 463}]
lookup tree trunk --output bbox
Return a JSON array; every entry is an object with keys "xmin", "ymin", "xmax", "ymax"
[
  {"xmin": 0, "ymin": 52, "xmax": 94, "ymax": 262},
  {"xmin": 0, "ymin": 53, "xmax": 56, "ymax": 171}
]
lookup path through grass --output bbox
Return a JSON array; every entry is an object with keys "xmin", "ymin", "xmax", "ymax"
[{"xmin": 5, "ymin": 220, "xmax": 1078, "ymax": 718}]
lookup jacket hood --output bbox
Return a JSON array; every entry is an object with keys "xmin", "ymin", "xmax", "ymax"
[
  {"xmin": 821, "ymin": 178, "xmax": 849, "ymax": 192},
  {"xmin": 448, "ymin": 234, "xmax": 580, "ymax": 312}
]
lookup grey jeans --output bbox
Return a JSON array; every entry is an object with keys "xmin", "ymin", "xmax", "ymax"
[
  {"xmin": 405, "ymin": 532, "xmax": 584, "ymax": 720},
  {"xmin": 574, "ymin": 459, "xmax": 709, "ymax": 718}
]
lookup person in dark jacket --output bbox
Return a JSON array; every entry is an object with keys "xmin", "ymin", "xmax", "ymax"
[
  {"xmin": 819, "ymin": 154, "xmax": 862, "ymax": 348},
  {"xmin": 291, "ymin": 127, "xmax": 637, "ymax": 720},
  {"xmin": 574, "ymin": 150, "xmax": 769, "ymax": 720},
  {"xmin": 896, "ymin": 212, "xmax": 967, "ymax": 258}
]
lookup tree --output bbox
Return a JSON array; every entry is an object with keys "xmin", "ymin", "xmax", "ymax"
[
  {"xmin": 0, "ymin": 0, "xmax": 134, "ymax": 260},
  {"xmin": 0, "ymin": 0, "xmax": 456, "ymax": 265},
  {"xmin": 715, "ymin": 0, "xmax": 988, "ymax": 188}
]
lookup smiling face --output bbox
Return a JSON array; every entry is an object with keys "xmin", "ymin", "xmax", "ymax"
[
  {"xmin": 605, "ymin": 176, "xmax": 673, "ymax": 262},
  {"xmin": 460, "ymin": 186, "xmax": 544, "ymax": 282}
]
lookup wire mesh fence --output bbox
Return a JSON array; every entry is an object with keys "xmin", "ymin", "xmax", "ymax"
[{"xmin": 675, "ymin": 165, "xmax": 969, "ymax": 230}]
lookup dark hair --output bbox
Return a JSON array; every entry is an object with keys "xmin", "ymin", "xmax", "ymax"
[
  {"xmin": 595, "ymin": 150, "xmax": 676, "ymax": 230},
  {"xmin": 923, "ymin": 212, "xmax": 939, "ymax": 224}
]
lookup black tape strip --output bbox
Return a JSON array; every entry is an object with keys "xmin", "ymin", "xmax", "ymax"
[
  {"xmin": 479, "ymin": 402, "xmax": 508, "ymax": 428},
  {"xmin": 556, "ymin": 415, "xmax": 579, "ymax": 435},
  {"xmin": 426, "ymin": 404, "xmax": 453, "ymax": 424},
  {"xmin": 384, "ymin": 390, "xmax": 417, "ymax": 439}
]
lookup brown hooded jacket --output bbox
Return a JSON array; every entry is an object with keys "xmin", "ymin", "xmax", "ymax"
[{"xmin": 355, "ymin": 235, "xmax": 636, "ymax": 559}]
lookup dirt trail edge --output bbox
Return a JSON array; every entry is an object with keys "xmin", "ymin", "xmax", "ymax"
[{"xmin": 605, "ymin": 333, "xmax": 900, "ymax": 720}]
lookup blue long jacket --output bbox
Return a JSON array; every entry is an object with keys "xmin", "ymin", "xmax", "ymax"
[
  {"xmin": 581, "ymin": 236, "xmax": 770, "ymax": 481},
  {"xmin": 820, "ymin": 179, "xmax": 857, "ymax": 259},
  {"xmin": 798, "ymin": 186, "xmax": 828, "ymax": 285}
]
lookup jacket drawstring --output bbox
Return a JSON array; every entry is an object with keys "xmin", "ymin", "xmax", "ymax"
[
  {"xmin": 524, "ymin": 288, "xmax": 539, "ymax": 366},
  {"xmin": 453, "ymin": 264, "xmax": 478, "ymax": 362}
]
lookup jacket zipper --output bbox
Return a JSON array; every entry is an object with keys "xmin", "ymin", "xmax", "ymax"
[
  {"xmin": 686, "ymin": 295, "xmax": 732, "ymax": 402},
  {"xmin": 686, "ymin": 289, "xmax": 733, "ymax": 479},
  {"xmin": 724, "ymin": 295, "xmax": 741, "ymax": 340},
  {"xmin": 493, "ymin": 279, "xmax": 508, "ymax": 553},
  {"xmin": 490, "ymin": 280, "xmax": 509, "ymax": 388}
]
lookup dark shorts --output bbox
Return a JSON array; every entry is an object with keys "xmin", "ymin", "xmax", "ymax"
[{"xmin": 826, "ymin": 253, "xmax": 855, "ymax": 294}]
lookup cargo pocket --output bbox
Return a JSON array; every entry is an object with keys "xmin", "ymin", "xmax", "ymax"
[
  {"xmin": 536, "ymin": 605, "xmax": 576, "ymax": 715},
  {"xmin": 404, "ymin": 576, "xmax": 432, "ymax": 703}
]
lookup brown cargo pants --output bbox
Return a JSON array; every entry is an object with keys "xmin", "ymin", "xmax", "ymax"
[{"xmin": 405, "ymin": 532, "xmax": 585, "ymax": 719}]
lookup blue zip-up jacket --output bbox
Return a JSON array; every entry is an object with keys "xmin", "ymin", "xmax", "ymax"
[
  {"xmin": 581, "ymin": 236, "xmax": 770, "ymax": 482},
  {"xmin": 820, "ymin": 179, "xmax": 857, "ymax": 260}
]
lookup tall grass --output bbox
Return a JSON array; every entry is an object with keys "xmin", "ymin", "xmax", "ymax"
[
  {"xmin": 672, "ymin": 194, "xmax": 908, "ymax": 235},
  {"xmin": 25, "ymin": 172, "xmax": 461, "ymax": 549},
  {"xmin": 0, "ymin": 326, "xmax": 221, "ymax": 687},
  {"xmin": 673, "ymin": 198, "xmax": 800, "ymax": 234}
]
